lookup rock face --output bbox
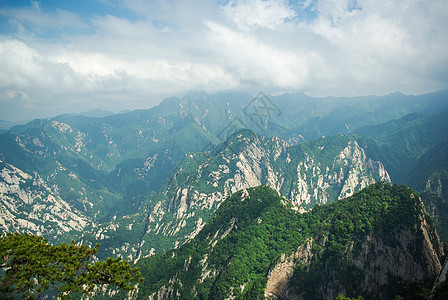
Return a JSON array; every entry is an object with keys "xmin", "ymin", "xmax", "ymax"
[
  {"xmin": 280, "ymin": 135, "xmax": 390, "ymax": 209},
  {"xmin": 0, "ymin": 160, "xmax": 89, "ymax": 243},
  {"xmin": 265, "ymin": 239, "xmax": 314, "ymax": 298}
]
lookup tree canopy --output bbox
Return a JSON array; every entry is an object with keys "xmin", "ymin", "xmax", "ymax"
[{"xmin": 0, "ymin": 233, "xmax": 143, "ymax": 299}]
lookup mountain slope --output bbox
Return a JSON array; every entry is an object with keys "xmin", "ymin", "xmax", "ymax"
[
  {"xmin": 90, "ymin": 130, "xmax": 389, "ymax": 259},
  {"xmin": 0, "ymin": 160, "xmax": 89, "ymax": 244},
  {"xmin": 354, "ymin": 110, "xmax": 448, "ymax": 183},
  {"xmin": 353, "ymin": 110, "xmax": 448, "ymax": 242},
  {"xmin": 132, "ymin": 183, "xmax": 445, "ymax": 300},
  {"xmin": 412, "ymin": 134, "xmax": 448, "ymax": 241},
  {"xmin": 0, "ymin": 91, "xmax": 252, "ymax": 229}
]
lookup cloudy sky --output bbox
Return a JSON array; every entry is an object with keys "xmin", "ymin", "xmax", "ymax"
[{"xmin": 1, "ymin": 0, "xmax": 447, "ymax": 121}]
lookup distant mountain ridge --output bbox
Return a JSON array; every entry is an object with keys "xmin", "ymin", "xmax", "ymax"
[{"xmin": 354, "ymin": 110, "xmax": 448, "ymax": 183}]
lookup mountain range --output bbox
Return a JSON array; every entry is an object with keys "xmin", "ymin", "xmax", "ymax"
[{"xmin": 1, "ymin": 89, "xmax": 448, "ymax": 298}]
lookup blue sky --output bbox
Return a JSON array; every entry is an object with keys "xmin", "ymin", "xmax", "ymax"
[{"xmin": 0, "ymin": 0, "xmax": 447, "ymax": 121}]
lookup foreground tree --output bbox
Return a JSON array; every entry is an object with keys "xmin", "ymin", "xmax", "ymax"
[{"xmin": 0, "ymin": 233, "xmax": 143, "ymax": 299}]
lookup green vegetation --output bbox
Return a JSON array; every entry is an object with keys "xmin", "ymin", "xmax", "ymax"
[
  {"xmin": 353, "ymin": 111, "xmax": 448, "ymax": 243},
  {"xmin": 136, "ymin": 182, "xmax": 433, "ymax": 299},
  {"xmin": 0, "ymin": 233, "xmax": 143, "ymax": 299},
  {"xmin": 290, "ymin": 182, "xmax": 432, "ymax": 299},
  {"xmin": 353, "ymin": 111, "xmax": 448, "ymax": 184}
]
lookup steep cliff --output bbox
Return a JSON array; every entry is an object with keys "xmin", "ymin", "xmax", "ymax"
[{"xmin": 412, "ymin": 134, "xmax": 448, "ymax": 243}]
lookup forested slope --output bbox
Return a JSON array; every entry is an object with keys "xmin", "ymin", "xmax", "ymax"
[
  {"xmin": 353, "ymin": 110, "xmax": 448, "ymax": 242},
  {"xmin": 131, "ymin": 183, "xmax": 445, "ymax": 300}
]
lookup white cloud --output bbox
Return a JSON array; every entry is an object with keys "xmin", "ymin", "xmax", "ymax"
[
  {"xmin": 0, "ymin": 0, "xmax": 447, "ymax": 120},
  {"xmin": 301, "ymin": 0, "xmax": 448, "ymax": 95},
  {"xmin": 205, "ymin": 21, "xmax": 309, "ymax": 89},
  {"xmin": 223, "ymin": 0, "xmax": 296, "ymax": 31},
  {"xmin": 0, "ymin": 39, "xmax": 67, "ymax": 90}
]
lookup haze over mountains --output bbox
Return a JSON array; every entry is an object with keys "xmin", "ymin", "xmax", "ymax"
[{"xmin": 1, "ymin": 89, "xmax": 448, "ymax": 299}]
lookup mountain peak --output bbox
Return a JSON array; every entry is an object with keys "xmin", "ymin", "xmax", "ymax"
[{"xmin": 182, "ymin": 90, "xmax": 208, "ymax": 100}]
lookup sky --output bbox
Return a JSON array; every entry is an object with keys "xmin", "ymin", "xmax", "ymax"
[{"xmin": 0, "ymin": 0, "xmax": 447, "ymax": 122}]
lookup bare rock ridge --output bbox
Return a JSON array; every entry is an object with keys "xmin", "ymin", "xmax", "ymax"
[{"xmin": 127, "ymin": 130, "xmax": 390, "ymax": 257}]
